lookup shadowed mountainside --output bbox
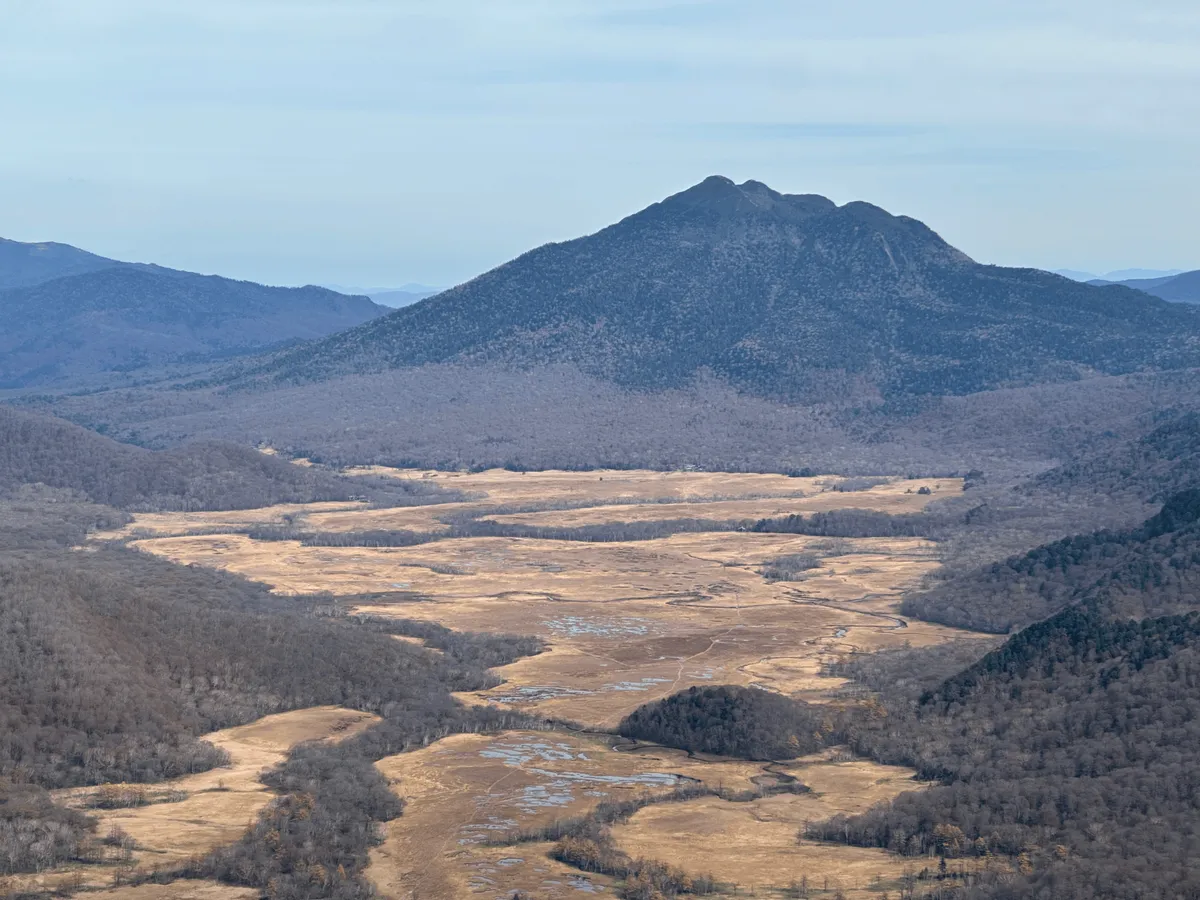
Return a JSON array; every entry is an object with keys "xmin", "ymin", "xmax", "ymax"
[
  {"xmin": 1037, "ymin": 411, "xmax": 1200, "ymax": 500},
  {"xmin": 824, "ymin": 601, "xmax": 1200, "ymax": 899},
  {"xmin": 902, "ymin": 488, "xmax": 1200, "ymax": 632},
  {"xmin": 0, "ymin": 264, "xmax": 388, "ymax": 387}
]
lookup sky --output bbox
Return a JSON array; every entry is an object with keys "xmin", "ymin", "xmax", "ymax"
[{"xmin": 1, "ymin": 0, "xmax": 1198, "ymax": 288}]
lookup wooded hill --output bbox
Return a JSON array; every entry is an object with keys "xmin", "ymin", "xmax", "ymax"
[
  {"xmin": 0, "ymin": 406, "xmax": 450, "ymax": 511},
  {"xmin": 902, "ymin": 488, "xmax": 1200, "ymax": 632},
  {"xmin": 821, "ymin": 600, "xmax": 1200, "ymax": 899},
  {"xmin": 1037, "ymin": 410, "xmax": 1200, "ymax": 501},
  {"xmin": 1090, "ymin": 268, "xmax": 1200, "ymax": 303},
  {"xmin": 0, "ymin": 237, "xmax": 123, "ymax": 290},
  {"xmin": 618, "ymin": 685, "xmax": 828, "ymax": 760},
  {"xmin": 244, "ymin": 176, "xmax": 1200, "ymax": 401}
]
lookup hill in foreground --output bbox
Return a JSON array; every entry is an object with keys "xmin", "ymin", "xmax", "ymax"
[{"xmin": 246, "ymin": 176, "xmax": 1200, "ymax": 401}]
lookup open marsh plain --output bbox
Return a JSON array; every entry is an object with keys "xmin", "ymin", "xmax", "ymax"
[{"xmin": 88, "ymin": 467, "xmax": 985, "ymax": 898}]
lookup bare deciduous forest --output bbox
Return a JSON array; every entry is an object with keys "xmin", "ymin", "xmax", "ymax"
[
  {"xmin": 0, "ymin": 437, "xmax": 541, "ymax": 885},
  {"xmin": 0, "ymin": 406, "xmax": 460, "ymax": 512}
]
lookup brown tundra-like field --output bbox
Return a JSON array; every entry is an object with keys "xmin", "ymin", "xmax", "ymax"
[{"xmin": 68, "ymin": 467, "xmax": 990, "ymax": 899}]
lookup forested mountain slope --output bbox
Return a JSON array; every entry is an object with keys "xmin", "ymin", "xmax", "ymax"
[
  {"xmin": 808, "ymin": 479, "xmax": 1200, "ymax": 896},
  {"xmin": 247, "ymin": 176, "xmax": 1200, "ymax": 400},
  {"xmin": 0, "ymin": 547, "xmax": 468, "ymax": 789},
  {"xmin": 902, "ymin": 489, "xmax": 1200, "ymax": 632},
  {"xmin": 1149, "ymin": 269, "xmax": 1200, "ymax": 303},
  {"xmin": 1038, "ymin": 410, "xmax": 1200, "ymax": 500},
  {"xmin": 0, "ymin": 406, "xmax": 446, "ymax": 511},
  {"xmin": 0, "ymin": 266, "xmax": 387, "ymax": 387},
  {"xmin": 822, "ymin": 603, "xmax": 1200, "ymax": 899},
  {"xmin": 0, "ymin": 539, "xmax": 538, "ymax": 880}
]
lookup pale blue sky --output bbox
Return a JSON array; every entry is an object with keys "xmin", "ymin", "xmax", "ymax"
[{"xmin": 1, "ymin": 1, "xmax": 1197, "ymax": 287}]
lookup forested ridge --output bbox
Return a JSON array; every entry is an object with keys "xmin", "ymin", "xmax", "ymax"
[
  {"xmin": 0, "ymin": 546, "xmax": 520, "ymax": 789},
  {"xmin": 0, "ymin": 406, "xmax": 454, "ymax": 511},
  {"xmin": 1038, "ymin": 411, "xmax": 1200, "ymax": 500},
  {"xmin": 903, "ymin": 488, "xmax": 1200, "ymax": 632},
  {"xmin": 0, "ymin": 236, "xmax": 122, "ymax": 290},
  {"xmin": 814, "ymin": 601, "xmax": 1200, "ymax": 898},
  {"xmin": 0, "ymin": 261, "xmax": 387, "ymax": 387},
  {"xmin": 803, "ymin": 489, "xmax": 1200, "ymax": 898}
]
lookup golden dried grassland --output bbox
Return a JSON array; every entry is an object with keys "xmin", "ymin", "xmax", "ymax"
[{"xmin": 89, "ymin": 467, "xmax": 981, "ymax": 899}]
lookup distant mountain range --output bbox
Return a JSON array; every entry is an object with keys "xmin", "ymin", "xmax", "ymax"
[
  {"xmin": 1055, "ymin": 267, "xmax": 1185, "ymax": 283},
  {"xmin": 319, "ymin": 283, "xmax": 443, "ymax": 307},
  {"xmin": 248, "ymin": 176, "xmax": 1200, "ymax": 400},
  {"xmin": 13, "ymin": 179, "xmax": 1200, "ymax": 477},
  {"xmin": 368, "ymin": 286, "xmax": 441, "ymax": 308},
  {"xmin": 0, "ymin": 238, "xmax": 389, "ymax": 387},
  {"xmin": 1087, "ymin": 269, "xmax": 1200, "ymax": 304}
]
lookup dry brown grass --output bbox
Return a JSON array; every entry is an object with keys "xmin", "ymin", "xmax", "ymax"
[
  {"xmin": 487, "ymin": 477, "xmax": 960, "ymax": 527},
  {"xmin": 343, "ymin": 466, "xmax": 840, "ymax": 505},
  {"xmin": 93, "ymin": 502, "xmax": 366, "ymax": 540},
  {"xmin": 76, "ymin": 882, "xmax": 259, "ymax": 900},
  {"xmin": 367, "ymin": 730, "xmax": 919, "ymax": 900},
  {"xmin": 80, "ymin": 469, "xmax": 990, "ymax": 898},
  {"xmin": 0, "ymin": 879, "xmax": 260, "ymax": 900},
  {"xmin": 105, "ymin": 469, "xmax": 960, "ymax": 542},
  {"xmin": 2, "ymin": 709, "xmax": 377, "ymax": 897},
  {"xmin": 617, "ymin": 801, "xmax": 912, "ymax": 899},
  {"xmin": 126, "ymin": 527, "xmax": 970, "ymax": 725},
  {"xmin": 608, "ymin": 752, "xmax": 932, "ymax": 897}
]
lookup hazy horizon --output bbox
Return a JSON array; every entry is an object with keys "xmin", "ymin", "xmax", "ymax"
[{"xmin": 3, "ymin": 1, "xmax": 1198, "ymax": 287}]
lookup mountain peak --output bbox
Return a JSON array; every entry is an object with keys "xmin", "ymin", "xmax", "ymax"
[
  {"xmin": 0, "ymin": 237, "xmax": 121, "ymax": 291},
  {"xmin": 245, "ymin": 178, "xmax": 1200, "ymax": 400},
  {"xmin": 656, "ymin": 176, "xmax": 837, "ymax": 221}
]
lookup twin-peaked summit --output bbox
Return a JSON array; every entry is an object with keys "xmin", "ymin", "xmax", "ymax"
[{"xmin": 251, "ymin": 176, "xmax": 1200, "ymax": 400}]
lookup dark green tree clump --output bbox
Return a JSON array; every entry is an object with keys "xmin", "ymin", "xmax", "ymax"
[{"xmin": 618, "ymin": 685, "xmax": 828, "ymax": 760}]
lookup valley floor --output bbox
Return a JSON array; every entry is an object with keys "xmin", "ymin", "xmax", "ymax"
[{"xmin": 29, "ymin": 466, "xmax": 996, "ymax": 899}]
